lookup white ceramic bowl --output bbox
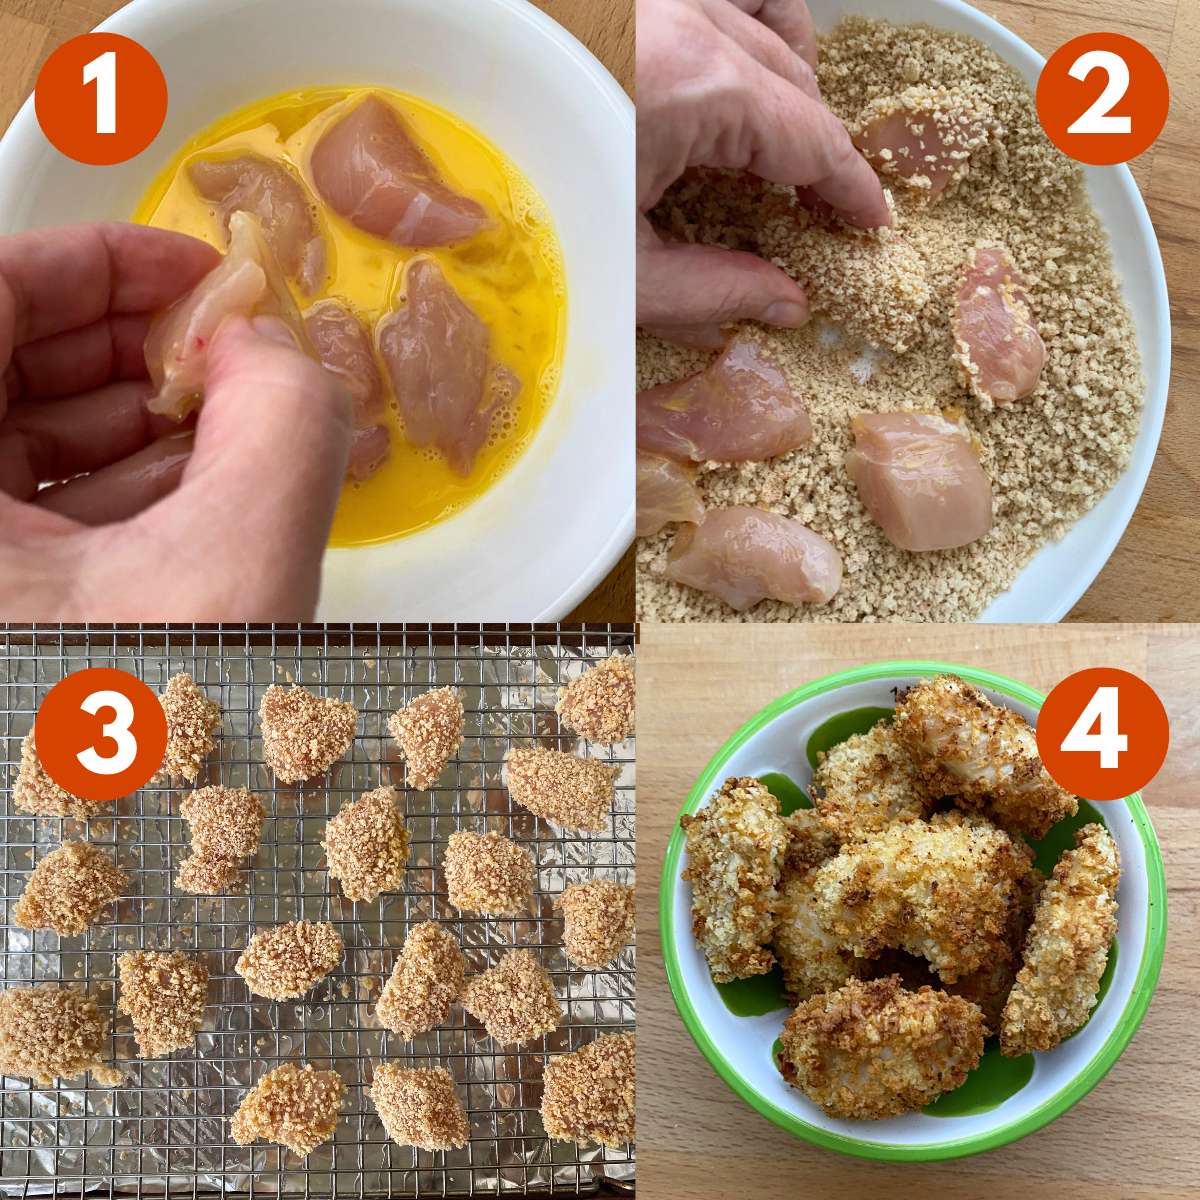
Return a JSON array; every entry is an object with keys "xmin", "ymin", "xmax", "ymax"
[{"xmin": 0, "ymin": 0, "xmax": 634, "ymax": 621}]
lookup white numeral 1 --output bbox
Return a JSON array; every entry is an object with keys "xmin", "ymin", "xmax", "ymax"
[
  {"xmin": 77, "ymin": 689, "xmax": 137, "ymax": 775},
  {"xmin": 83, "ymin": 50, "xmax": 117, "ymax": 135},
  {"xmin": 1067, "ymin": 49, "xmax": 1132, "ymax": 135},
  {"xmin": 1060, "ymin": 685, "xmax": 1128, "ymax": 769}
]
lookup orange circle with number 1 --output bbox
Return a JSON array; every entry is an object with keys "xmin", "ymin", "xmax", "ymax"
[
  {"xmin": 34, "ymin": 668, "xmax": 167, "ymax": 802},
  {"xmin": 35, "ymin": 33, "xmax": 167, "ymax": 166},
  {"xmin": 1036, "ymin": 668, "xmax": 1169, "ymax": 802}
]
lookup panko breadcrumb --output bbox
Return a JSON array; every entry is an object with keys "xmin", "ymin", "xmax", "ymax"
[
  {"xmin": 176, "ymin": 786, "xmax": 265, "ymax": 895},
  {"xmin": 13, "ymin": 841, "xmax": 127, "ymax": 935},
  {"xmin": 557, "ymin": 880, "xmax": 636, "ymax": 968},
  {"xmin": 323, "ymin": 786, "xmax": 409, "ymax": 902},
  {"xmin": 388, "ymin": 687, "xmax": 464, "ymax": 790},
  {"xmin": 259, "ymin": 686, "xmax": 357, "ymax": 783},
  {"xmin": 460, "ymin": 950, "xmax": 561, "ymax": 1045},
  {"xmin": 541, "ymin": 1032, "xmax": 635, "ymax": 1147},
  {"xmin": 236, "ymin": 921, "xmax": 344, "ymax": 1000},
  {"xmin": 556, "ymin": 655, "xmax": 636, "ymax": 744},
  {"xmin": 504, "ymin": 748, "xmax": 617, "ymax": 833},
  {"xmin": 781, "ymin": 807, "xmax": 840, "ymax": 874},
  {"xmin": 680, "ymin": 776, "xmax": 787, "ymax": 983},
  {"xmin": 155, "ymin": 674, "xmax": 220, "ymax": 782},
  {"xmin": 230, "ymin": 1062, "xmax": 344, "ymax": 1156},
  {"xmin": 376, "ymin": 922, "xmax": 465, "ymax": 1040},
  {"xmin": 116, "ymin": 950, "xmax": 208, "ymax": 1058},
  {"xmin": 12, "ymin": 732, "xmax": 106, "ymax": 819},
  {"xmin": 442, "ymin": 830, "xmax": 534, "ymax": 916},
  {"xmin": 0, "ymin": 984, "xmax": 120, "ymax": 1085},
  {"xmin": 369, "ymin": 1064, "xmax": 469, "ymax": 1150}
]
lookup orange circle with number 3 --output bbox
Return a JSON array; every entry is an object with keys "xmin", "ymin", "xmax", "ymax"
[
  {"xmin": 1036, "ymin": 668, "xmax": 1168, "ymax": 802},
  {"xmin": 34, "ymin": 668, "xmax": 167, "ymax": 802},
  {"xmin": 35, "ymin": 33, "xmax": 167, "ymax": 166}
]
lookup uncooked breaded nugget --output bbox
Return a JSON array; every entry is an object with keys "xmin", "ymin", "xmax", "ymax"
[
  {"xmin": 116, "ymin": 950, "xmax": 208, "ymax": 1058},
  {"xmin": 236, "ymin": 921, "xmax": 343, "ymax": 1000},
  {"xmin": 893, "ymin": 675, "xmax": 1078, "ymax": 839},
  {"xmin": 369, "ymin": 1064, "xmax": 469, "ymax": 1150},
  {"xmin": 556, "ymin": 880, "xmax": 635, "ymax": 968},
  {"xmin": 387, "ymin": 687, "xmax": 464, "ymax": 790},
  {"xmin": 12, "ymin": 731, "xmax": 106, "ymax": 819},
  {"xmin": 1001, "ymin": 824, "xmax": 1119, "ymax": 1056},
  {"xmin": 442, "ymin": 830, "xmax": 533, "ymax": 916},
  {"xmin": 323, "ymin": 786, "xmax": 409, "ymax": 902},
  {"xmin": 13, "ymin": 841, "xmax": 127, "ymax": 935},
  {"xmin": 541, "ymin": 1032, "xmax": 635, "ymax": 1147},
  {"xmin": 679, "ymin": 776, "xmax": 787, "ymax": 983},
  {"xmin": 779, "ymin": 976, "xmax": 985, "ymax": 1119},
  {"xmin": 461, "ymin": 950, "xmax": 561, "ymax": 1046},
  {"xmin": 259, "ymin": 685, "xmax": 357, "ymax": 783},
  {"xmin": 781, "ymin": 807, "xmax": 840, "ymax": 874},
  {"xmin": 230, "ymin": 1062, "xmax": 344, "ymax": 1156},
  {"xmin": 0, "ymin": 984, "xmax": 120, "ymax": 1085},
  {"xmin": 556, "ymin": 654, "xmax": 636, "ymax": 744},
  {"xmin": 504, "ymin": 747, "xmax": 617, "ymax": 833},
  {"xmin": 376, "ymin": 922, "xmax": 465, "ymax": 1040},
  {"xmin": 774, "ymin": 864, "xmax": 866, "ymax": 1005},
  {"xmin": 176, "ymin": 786, "xmax": 264, "ymax": 895},
  {"xmin": 155, "ymin": 673, "xmax": 220, "ymax": 782}
]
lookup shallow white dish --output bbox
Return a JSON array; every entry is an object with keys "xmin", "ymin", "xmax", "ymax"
[{"xmin": 0, "ymin": 0, "xmax": 634, "ymax": 621}]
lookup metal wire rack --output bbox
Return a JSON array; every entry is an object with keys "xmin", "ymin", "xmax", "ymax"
[{"xmin": 0, "ymin": 625, "xmax": 635, "ymax": 1198}]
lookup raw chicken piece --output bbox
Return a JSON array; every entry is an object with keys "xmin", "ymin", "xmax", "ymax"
[
  {"xmin": 377, "ymin": 257, "xmax": 518, "ymax": 477},
  {"xmin": 189, "ymin": 154, "xmax": 326, "ymax": 295},
  {"xmin": 310, "ymin": 94, "xmax": 488, "ymax": 246},
  {"xmin": 637, "ymin": 336, "xmax": 812, "ymax": 463},
  {"xmin": 665, "ymin": 507, "xmax": 842, "ymax": 611},
  {"xmin": 846, "ymin": 412, "xmax": 992, "ymax": 552},
  {"xmin": 637, "ymin": 452, "xmax": 703, "ymax": 537},
  {"xmin": 954, "ymin": 245, "xmax": 1046, "ymax": 407},
  {"xmin": 144, "ymin": 212, "xmax": 307, "ymax": 420},
  {"xmin": 304, "ymin": 300, "xmax": 390, "ymax": 482}
]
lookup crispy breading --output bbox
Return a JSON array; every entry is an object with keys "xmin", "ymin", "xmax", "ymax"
[
  {"xmin": 781, "ymin": 807, "xmax": 840, "ymax": 874},
  {"xmin": 375, "ymin": 922, "xmax": 465, "ymax": 1040},
  {"xmin": 259, "ymin": 686, "xmax": 357, "ymax": 783},
  {"xmin": 323, "ymin": 786, "xmax": 409, "ymax": 902},
  {"xmin": 1000, "ymin": 823, "xmax": 1119, "ymax": 1056},
  {"xmin": 460, "ymin": 950, "xmax": 562, "ymax": 1046},
  {"xmin": 556, "ymin": 654, "xmax": 636, "ymax": 744},
  {"xmin": 230, "ymin": 1062, "xmax": 344, "ymax": 1156},
  {"xmin": 774, "ymin": 865, "xmax": 866, "ymax": 1005},
  {"xmin": 442, "ymin": 830, "xmax": 534, "ymax": 916},
  {"xmin": 504, "ymin": 747, "xmax": 617, "ymax": 833},
  {"xmin": 12, "ymin": 731, "xmax": 107, "ymax": 819},
  {"xmin": 556, "ymin": 880, "xmax": 635, "ymax": 968},
  {"xmin": 0, "ymin": 985, "xmax": 120, "ymax": 1085},
  {"xmin": 388, "ymin": 687, "xmax": 464, "ymax": 790},
  {"xmin": 541, "ymin": 1032, "xmax": 635, "ymax": 1147},
  {"xmin": 236, "ymin": 921, "xmax": 343, "ymax": 1000},
  {"xmin": 13, "ymin": 841, "xmax": 127, "ymax": 935},
  {"xmin": 117, "ymin": 950, "xmax": 209, "ymax": 1058},
  {"xmin": 176, "ymin": 786, "xmax": 264, "ymax": 895},
  {"xmin": 369, "ymin": 1064, "xmax": 469, "ymax": 1150},
  {"xmin": 779, "ymin": 976, "xmax": 985, "ymax": 1119},
  {"xmin": 155, "ymin": 674, "xmax": 220, "ymax": 783}
]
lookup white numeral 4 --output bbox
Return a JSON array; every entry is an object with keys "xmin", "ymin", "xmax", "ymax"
[
  {"xmin": 1060, "ymin": 685, "xmax": 1128, "ymax": 769},
  {"xmin": 77, "ymin": 689, "xmax": 137, "ymax": 775},
  {"xmin": 1067, "ymin": 49, "xmax": 1132, "ymax": 135},
  {"xmin": 83, "ymin": 50, "xmax": 117, "ymax": 135}
]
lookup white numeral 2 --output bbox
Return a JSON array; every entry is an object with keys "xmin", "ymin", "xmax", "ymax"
[
  {"xmin": 83, "ymin": 50, "xmax": 117, "ymax": 135},
  {"xmin": 1067, "ymin": 49, "xmax": 1132, "ymax": 135},
  {"xmin": 77, "ymin": 689, "xmax": 137, "ymax": 775},
  {"xmin": 1060, "ymin": 685, "xmax": 1128, "ymax": 769}
]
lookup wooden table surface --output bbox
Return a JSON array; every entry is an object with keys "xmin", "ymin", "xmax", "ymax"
[{"xmin": 637, "ymin": 622, "xmax": 1200, "ymax": 1198}]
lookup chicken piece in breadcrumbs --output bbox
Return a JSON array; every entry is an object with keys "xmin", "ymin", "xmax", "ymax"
[
  {"xmin": 679, "ymin": 776, "xmax": 787, "ymax": 983},
  {"xmin": 117, "ymin": 950, "xmax": 208, "ymax": 1058},
  {"xmin": 811, "ymin": 720, "xmax": 934, "ymax": 843},
  {"xmin": 259, "ymin": 685, "xmax": 357, "ymax": 783},
  {"xmin": 461, "ymin": 950, "xmax": 561, "ymax": 1046},
  {"xmin": 442, "ymin": 830, "xmax": 533, "ymax": 916},
  {"xmin": 13, "ymin": 842, "xmax": 127, "ymax": 935},
  {"xmin": 0, "ymin": 985, "xmax": 121, "ymax": 1085},
  {"xmin": 504, "ymin": 747, "xmax": 617, "ymax": 833},
  {"xmin": 176, "ymin": 786, "xmax": 264, "ymax": 895},
  {"xmin": 541, "ymin": 1032, "xmax": 635, "ymax": 1147},
  {"xmin": 893, "ymin": 675, "xmax": 1078, "ymax": 839},
  {"xmin": 1001, "ymin": 823, "xmax": 1119, "ymax": 1056},
  {"xmin": 323, "ymin": 786, "xmax": 409, "ymax": 902},
  {"xmin": 12, "ymin": 732, "xmax": 107, "ymax": 819},
  {"xmin": 369, "ymin": 1064, "xmax": 469, "ymax": 1150},
  {"xmin": 556, "ymin": 654, "xmax": 635, "ymax": 744},
  {"xmin": 376, "ymin": 922, "xmax": 465, "ymax": 1040},
  {"xmin": 388, "ymin": 687, "xmax": 464, "ymax": 790},
  {"xmin": 557, "ymin": 880, "xmax": 635, "ymax": 968},
  {"xmin": 236, "ymin": 921, "xmax": 343, "ymax": 1000},
  {"xmin": 231, "ymin": 1062, "xmax": 344, "ymax": 1156},
  {"xmin": 155, "ymin": 673, "xmax": 220, "ymax": 783},
  {"xmin": 780, "ymin": 976, "xmax": 985, "ymax": 1119}
]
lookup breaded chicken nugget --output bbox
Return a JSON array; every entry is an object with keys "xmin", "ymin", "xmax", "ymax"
[
  {"xmin": 893, "ymin": 675, "xmax": 1077, "ymax": 839},
  {"xmin": 779, "ymin": 976, "xmax": 985, "ymax": 1119},
  {"xmin": 1000, "ymin": 823, "xmax": 1119, "ymax": 1056},
  {"xmin": 680, "ymin": 776, "xmax": 787, "ymax": 983},
  {"xmin": 774, "ymin": 867, "xmax": 867, "ymax": 1004}
]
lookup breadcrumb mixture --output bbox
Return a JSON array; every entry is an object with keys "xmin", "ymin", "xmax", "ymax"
[
  {"xmin": 116, "ymin": 950, "xmax": 208, "ymax": 1058},
  {"xmin": 12, "ymin": 732, "xmax": 106, "ymax": 819},
  {"xmin": 638, "ymin": 17, "xmax": 1143, "ymax": 622},
  {"xmin": 557, "ymin": 880, "xmax": 636, "ymax": 968},
  {"xmin": 460, "ymin": 949, "xmax": 562, "ymax": 1045},
  {"xmin": 541, "ymin": 1032, "xmax": 635, "ymax": 1147},
  {"xmin": 504, "ymin": 747, "xmax": 617, "ymax": 833},
  {"xmin": 155, "ymin": 673, "xmax": 220, "ymax": 783},
  {"xmin": 259, "ymin": 686, "xmax": 357, "ymax": 783},
  {"xmin": 236, "ymin": 921, "xmax": 344, "ymax": 1000},
  {"xmin": 369, "ymin": 1064, "xmax": 469, "ymax": 1150},
  {"xmin": 13, "ymin": 841, "xmax": 127, "ymax": 935},
  {"xmin": 442, "ymin": 830, "xmax": 534, "ymax": 916},
  {"xmin": 375, "ymin": 921, "xmax": 465, "ymax": 1040},
  {"xmin": 0, "ymin": 984, "xmax": 121, "ymax": 1085},
  {"xmin": 323, "ymin": 786, "xmax": 410, "ymax": 902},
  {"xmin": 176, "ymin": 786, "xmax": 265, "ymax": 895},
  {"xmin": 230, "ymin": 1061, "xmax": 344, "ymax": 1156},
  {"xmin": 556, "ymin": 655, "xmax": 636, "ymax": 744},
  {"xmin": 388, "ymin": 687, "xmax": 464, "ymax": 790}
]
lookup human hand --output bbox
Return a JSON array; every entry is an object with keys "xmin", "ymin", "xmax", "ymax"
[
  {"xmin": 636, "ymin": 0, "xmax": 890, "ymax": 347},
  {"xmin": 0, "ymin": 222, "xmax": 353, "ymax": 621}
]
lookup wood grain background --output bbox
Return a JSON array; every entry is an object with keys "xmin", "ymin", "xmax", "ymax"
[{"xmin": 637, "ymin": 622, "xmax": 1200, "ymax": 1198}]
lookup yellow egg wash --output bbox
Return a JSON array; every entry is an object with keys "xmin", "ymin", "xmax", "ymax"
[{"xmin": 133, "ymin": 85, "xmax": 565, "ymax": 545}]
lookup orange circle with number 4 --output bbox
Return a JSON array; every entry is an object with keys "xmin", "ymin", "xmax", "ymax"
[
  {"xmin": 34, "ymin": 668, "xmax": 167, "ymax": 802},
  {"xmin": 1036, "ymin": 668, "xmax": 1168, "ymax": 802},
  {"xmin": 35, "ymin": 33, "xmax": 167, "ymax": 166},
  {"xmin": 1037, "ymin": 33, "xmax": 1169, "ymax": 166}
]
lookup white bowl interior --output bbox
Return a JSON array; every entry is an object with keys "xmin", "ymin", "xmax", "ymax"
[{"xmin": 0, "ymin": 0, "xmax": 634, "ymax": 620}]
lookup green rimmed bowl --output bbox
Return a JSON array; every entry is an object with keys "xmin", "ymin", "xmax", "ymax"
[{"xmin": 659, "ymin": 661, "xmax": 1167, "ymax": 1161}]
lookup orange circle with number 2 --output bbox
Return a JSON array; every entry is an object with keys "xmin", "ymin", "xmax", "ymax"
[
  {"xmin": 35, "ymin": 33, "xmax": 167, "ymax": 165},
  {"xmin": 1036, "ymin": 668, "xmax": 1168, "ymax": 802},
  {"xmin": 35, "ymin": 668, "xmax": 167, "ymax": 802}
]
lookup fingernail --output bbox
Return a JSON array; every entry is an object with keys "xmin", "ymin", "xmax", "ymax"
[
  {"xmin": 763, "ymin": 301, "xmax": 809, "ymax": 328},
  {"xmin": 249, "ymin": 314, "xmax": 299, "ymax": 348}
]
